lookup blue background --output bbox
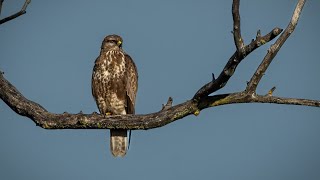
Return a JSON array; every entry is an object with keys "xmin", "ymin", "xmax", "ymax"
[{"xmin": 1, "ymin": 0, "xmax": 319, "ymax": 179}]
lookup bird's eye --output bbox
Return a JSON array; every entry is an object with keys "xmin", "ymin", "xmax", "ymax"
[{"xmin": 107, "ymin": 40, "xmax": 117, "ymax": 44}]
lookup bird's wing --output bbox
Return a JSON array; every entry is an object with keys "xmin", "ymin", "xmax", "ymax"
[{"xmin": 125, "ymin": 54, "xmax": 138, "ymax": 114}]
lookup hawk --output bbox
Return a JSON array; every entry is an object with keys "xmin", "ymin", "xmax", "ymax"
[{"xmin": 91, "ymin": 34, "xmax": 138, "ymax": 157}]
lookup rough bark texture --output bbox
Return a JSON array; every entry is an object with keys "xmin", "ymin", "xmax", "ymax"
[{"xmin": 1, "ymin": 0, "xmax": 318, "ymax": 130}]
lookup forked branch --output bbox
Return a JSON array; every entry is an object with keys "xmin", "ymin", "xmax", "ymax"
[{"xmin": 193, "ymin": 27, "xmax": 282, "ymax": 100}]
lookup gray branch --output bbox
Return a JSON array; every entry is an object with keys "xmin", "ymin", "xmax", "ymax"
[{"xmin": 246, "ymin": 0, "xmax": 306, "ymax": 93}]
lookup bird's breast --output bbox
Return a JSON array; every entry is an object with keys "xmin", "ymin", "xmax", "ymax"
[{"xmin": 94, "ymin": 50, "xmax": 126, "ymax": 81}]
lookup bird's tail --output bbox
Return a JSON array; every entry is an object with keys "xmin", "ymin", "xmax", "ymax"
[{"xmin": 110, "ymin": 129, "xmax": 128, "ymax": 157}]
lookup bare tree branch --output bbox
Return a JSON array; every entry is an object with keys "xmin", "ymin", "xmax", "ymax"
[
  {"xmin": 232, "ymin": 0, "xmax": 245, "ymax": 55},
  {"xmin": 0, "ymin": 0, "xmax": 31, "ymax": 25},
  {"xmin": 0, "ymin": 0, "xmax": 4, "ymax": 16},
  {"xmin": 0, "ymin": 0, "xmax": 318, "ymax": 131},
  {"xmin": 1, "ymin": 71, "xmax": 318, "ymax": 130},
  {"xmin": 193, "ymin": 27, "xmax": 282, "ymax": 100},
  {"xmin": 193, "ymin": 1, "xmax": 284, "ymax": 100},
  {"xmin": 0, "ymin": 71, "xmax": 198, "ymax": 130},
  {"xmin": 201, "ymin": 93, "xmax": 320, "ymax": 108},
  {"xmin": 246, "ymin": 0, "xmax": 306, "ymax": 93}
]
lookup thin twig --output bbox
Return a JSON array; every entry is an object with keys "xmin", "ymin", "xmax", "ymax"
[
  {"xmin": 0, "ymin": 0, "xmax": 4, "ymax": 16},
  {"xmin": 161, "ymin": 97, "xmax": 173, "ymax": 111},
  {"xmin": 267, "ymin": 86, "xmax": 276, "ymax": 96},
  {"xmin": 246, "ymin": 0, "xmax": 306, "ymax": 93},
  {"xmin": 0, "ymin": 0, "xmax": 31, "ymax": 25},
  {"xmin": 232, "ymin": 0, "xmax": 245, "ymax": 55}
]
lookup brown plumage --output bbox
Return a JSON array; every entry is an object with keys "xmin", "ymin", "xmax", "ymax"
[{"xmin": 91, "ymin": 34, "xmax": 138, "ymax": 157}]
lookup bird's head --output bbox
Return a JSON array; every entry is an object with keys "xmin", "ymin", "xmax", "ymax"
[{"xmin": 101, "ymin": 34, "xmax": 123, "ymax": 51}]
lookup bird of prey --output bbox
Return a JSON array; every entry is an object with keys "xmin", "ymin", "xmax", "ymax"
[{"xmin": 91, "ymin": 34, "xmax": 138, "ymax": 157}]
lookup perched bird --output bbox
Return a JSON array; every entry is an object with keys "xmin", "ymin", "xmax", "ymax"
[{"xmin": 91, "ymin": 34, "xmax": 138, "ymax": 157}]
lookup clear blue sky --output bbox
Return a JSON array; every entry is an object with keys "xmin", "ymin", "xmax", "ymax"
[{"xmin": 1, "ymin": 0, "xmax": 320, "ymax": 179}]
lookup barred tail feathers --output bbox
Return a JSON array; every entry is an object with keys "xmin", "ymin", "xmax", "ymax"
[{"xmin": 110, "ymin": 129, "xmax": 128, "ymax": 157}]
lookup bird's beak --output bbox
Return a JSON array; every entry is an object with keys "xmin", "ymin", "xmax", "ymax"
[{"xmin": 117, "ymin": 40, "xmax": 122, "ymax": 46}]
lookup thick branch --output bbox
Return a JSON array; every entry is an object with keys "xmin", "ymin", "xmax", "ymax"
[
  {"xmin": 0, "ymin": 72, "xmax": 199, "ymax": 130},
  {"xmin": 246, "ymin": 0, "xmax": 306, "ymax": 93},
  {"xmin": 1, "ymin": 71, "xmax": 318, "ymax": 130},
  {"xmin": 0, "ymin": 0, "xmax": 31, "ymax": 25}
]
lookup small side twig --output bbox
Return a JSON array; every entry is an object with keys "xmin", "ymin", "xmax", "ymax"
[
  {"xmin": 267, "ymin": 86, "xmax": 276, "ymax": 96},
  {"xmin": 162, "ymin": 97, "xmax": 173, "ymax": 111},
  {"xmin": 0, "ymin": 0, "xmax": 31, "ymax": 25}
]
